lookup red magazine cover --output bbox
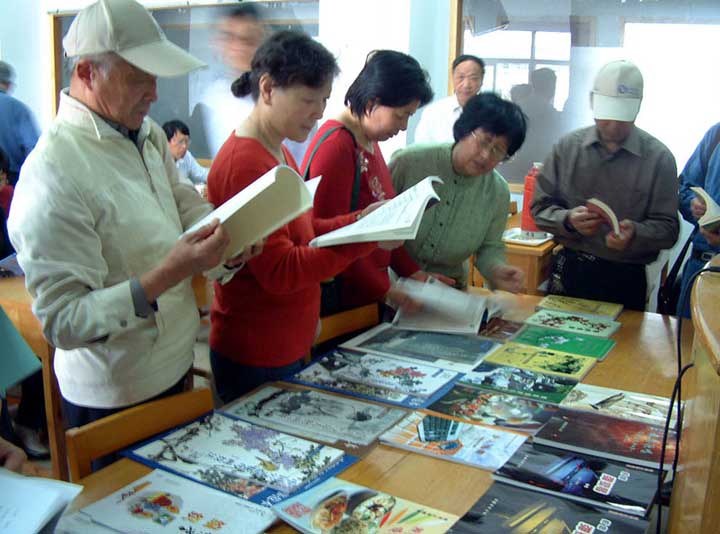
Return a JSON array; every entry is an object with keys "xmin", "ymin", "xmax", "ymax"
[{"xmin": 534, "ymin": 409, "xmax": 676, "ymax": 470}]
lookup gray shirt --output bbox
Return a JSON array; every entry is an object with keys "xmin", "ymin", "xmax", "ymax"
[{"xmin": 531, "ymin": 125, "xmax": 679, "ymax": 264}]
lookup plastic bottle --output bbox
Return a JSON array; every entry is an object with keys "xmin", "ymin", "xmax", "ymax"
[{"xmin": 521, "ymin": 162, "xmax": 546, "ymax": 238}]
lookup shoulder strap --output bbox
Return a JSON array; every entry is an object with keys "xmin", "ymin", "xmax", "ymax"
[
  {"xmin": 666, "ymin": 228, "xmax": 698, "ymax": 285},
  {"xmin": 303, "ymin": 125, "xmax": 363, "ymax": 212}
]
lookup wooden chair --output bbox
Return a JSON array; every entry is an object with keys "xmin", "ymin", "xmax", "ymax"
[
  {"xmin": 308, "ymin": 303, "xmax": 380, "ymax": 362},
  {"xmin": 65, "ymin": 388, "xmax": 213, "ymax": 482}
]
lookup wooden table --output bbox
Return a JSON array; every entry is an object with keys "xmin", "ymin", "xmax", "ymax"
[
  {"xmin": 0, "ymin": 276, "xmax": 68, "ymax": 481},
  {"xmin": 470, "ymin": 212, "xmax": 556, "ymax": 295},
  {"xmin": 69, "ymin": 293, "xmax": 693, "ymax": 532}
]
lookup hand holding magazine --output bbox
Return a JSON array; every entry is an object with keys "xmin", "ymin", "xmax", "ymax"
[
  {"xmin": 691, "ymin": 186, "xmax": 720, "ymax": 232},
  {"xmin": 183, "ymin": 165, "xmax": 312, "ymax": 260},
  {"xmin": 309, "ymin": 176, "xmax": 442, "ymax": 247}
]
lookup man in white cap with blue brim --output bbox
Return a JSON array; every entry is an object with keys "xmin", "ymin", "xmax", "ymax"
[
  {"xmin": 8, "ymin": 0, "xmax": 258, "ymax": 455},
  {"xmin": 530, "ymin": 59, "xmax": 679, "ymax": 311}
]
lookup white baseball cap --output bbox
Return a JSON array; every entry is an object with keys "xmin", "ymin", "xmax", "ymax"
[
  {"xmin": 591, "ymin": 60, "xmax": 643, "ymax": 122},
  {"xmin": 63, "ymin": 0, "xmax": 205, "ymax": 77}
]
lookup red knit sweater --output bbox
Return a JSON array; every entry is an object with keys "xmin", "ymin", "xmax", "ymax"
[
  {"xmin": 208, "ymin": 136, "xmax": 376, "ymax": 367},
  {"xmin": 302, "ymin": 120, "xmax": 419, "ymax": 308}
]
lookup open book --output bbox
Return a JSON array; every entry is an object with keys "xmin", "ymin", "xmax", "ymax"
[
  {"xmin": 183, "ymin": 165, "xmax": 312, "ymax": 260},
  {"xmin": 392, "ymin": 276, "xmax": 501, "ymax": 334},
  {"xmin": 586, "ymin": 197, "xmax": 620, "ymax": 235},
  {"xmin": 690, "ymin": 186, "xmax": 720, "ymax": 232},
  {"xmin": 309, "ymin": 176, "xmax": 442, "ymax": 247}
]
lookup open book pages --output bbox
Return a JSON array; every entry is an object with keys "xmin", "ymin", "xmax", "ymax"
[
  {"xmin": 309, "ymin": 176, "xmax": 442, "ymax": 247},
  {"xmin": 690, "ymin": 186, "xmax": 720, "ymax": 232},
  {"xmin": 183, "ymin": 164, "xmax": 312, "ymax": 260},
  {"xmin": 80, "ymin": 469, "xmax": 275, "ymax": 534},
  {"xmin": 0, "ymin": 467, "xmax": 82, "ymax": 534},
  {"xmin": 391, "ymin": 276, "xmax": 501, "ymax": 334},
  {"xmin": 586, "ymin": 197, "xmax": 620, "ymax": 235}
]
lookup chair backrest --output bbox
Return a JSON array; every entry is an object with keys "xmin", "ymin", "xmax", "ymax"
[{"xmin": 65, "ymin": 388, "xmax": 214, "ymax": 481}]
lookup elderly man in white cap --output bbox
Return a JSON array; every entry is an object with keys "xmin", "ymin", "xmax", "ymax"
[
  {"xmin": 530, "ymin": 60, "xmax": 678, "ymax": 311},
  {"xmin": 8, "ymin": 0, "xmax": 258, "ymax": 447}
]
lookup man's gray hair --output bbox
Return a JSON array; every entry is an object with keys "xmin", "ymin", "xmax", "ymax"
[
  {"xmin": 65, "ymin": 52, "xmax": 119, "ymax": 77},
  {"xmin": 0, "ymin": 61, "xmax": 15, "ymax": 85}
]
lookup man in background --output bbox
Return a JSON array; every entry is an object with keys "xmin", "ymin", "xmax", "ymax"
[
  {"xmin": 0, "ymin": 61, "xmax": 40, "ymax": 185},
  {"xmin": 678, "ymin": 123, "xmax": 720, "ymax": 317},
  {"xmin": 531, "ymin": 60, "xmax": 678, "ymax": 310},
  {"xmin": 414, "ymin": 54, "xmax": 484, "ymax": 144},
  {"xmin": 163, "ymin": 120, "xmax": 209, "ymax": 187}
]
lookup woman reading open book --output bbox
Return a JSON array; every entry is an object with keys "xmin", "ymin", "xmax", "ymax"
[{"xmin": 206, "ymin": 31, "xmax": 390, "ymax": 403}]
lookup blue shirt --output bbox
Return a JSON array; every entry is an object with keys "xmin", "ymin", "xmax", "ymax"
[
  {"xmin": 0, "ymin": 90, "xmax": 40, "ymax": 176},
  {"xmin": 679, "ymin": 122, "xmax": 720, "ymax": 254}
]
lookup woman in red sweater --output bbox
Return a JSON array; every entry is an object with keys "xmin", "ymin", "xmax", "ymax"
[
  {"xmin": 207, "ymin": 31, "xmax": 382, "ymax": 403},
  {"xmin": 302, "ymin": 51, "xmax": 452, "ymax": 312}
]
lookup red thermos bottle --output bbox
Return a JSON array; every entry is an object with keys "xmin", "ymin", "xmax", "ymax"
[{"xmin": 521, "ymin": 162, "xmax": 545, "ymax": 238}]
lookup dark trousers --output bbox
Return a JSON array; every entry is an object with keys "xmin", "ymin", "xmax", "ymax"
[
  {"xmin": 16, "ymin": 370, "xmax": 46, "ymax": 430},
  {"xmin": 62, "ymin": 373, "xmax": 187, "ymax": 471},
  {"xmin": 210, "ymin": 350, "xmax": 304, "ymax": 405},
  {"xmin": 549, "ymin": 248, "xmax": 647, "ymax": 311}
]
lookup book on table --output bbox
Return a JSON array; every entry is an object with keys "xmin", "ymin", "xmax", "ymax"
[
  {"xmin": 461, "ymin": 361, "xmax": 577, "ymax": 404},
  {"xmin": 493, "ymin": 442, "xmax": 660, "ymax": 517},
  {"xmin": 690, "ymin": 185, "xmax": 720, "ymax": 232},
  {"xmin": 391, "ymin": 276, "xmax": 501, "ymax": 335},
  {"xmin": 379, "ymin": 411, "xmax": 527, "ymax": 471},
  {"xmin": 427, "ymin": 383, "xmax": 559, "ymax": 434},
  {"xmin": 448, "ymin": 481, "xmax": 649, "ymax": 533},
  {"xmin": 533, "ymin": 408, "xmax": 676, "ymax": 470},
  {"xmin": 341, "ymin": 322, "xmax": 499, "ymax": 373},
  {"xmin": 221, "ymin": 383, "xmax": 406, "ymax": 455},
  {"xmin": 309, "ymin": 175, "xmax": 442, "ymax": 247},
  {"xmin": 483, "ymin": 342, "xmax": 597, "ymax": 382},
  {"xmin": 273, "ymin": 476, "xmax": 458, "ymax": 534},
  {"xmin": 513, "ymin": 325, "xmax": 616, "ymax": 360},
  {"xmin": 78, "ymin": 469, "xmax": 276, "ymax": 534},
  {"xmin": 524, "ymin": 309, "xmax": 621, "ymax": 338},
  {"xmin": 536, "ymin": 294, "xmax": 624, "ymax": 320},
  {"xmin": 559, "ymin": 383, "xmax": 680, "ymax": 428},
  {"xmin": 477, "ymin": 317, "xmax": 524, "ymax": 342},
  {"xmin": 182, "ymin": 164, "xmax": 311, "ymax": 260},
  {"xmin": 586, "ymin": 197, "xmax": 620, "ymax": 235}
]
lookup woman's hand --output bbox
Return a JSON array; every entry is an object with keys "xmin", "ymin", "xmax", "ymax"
[
  {"xmin": 358, "ymin": 200, "xmax": 388, "ymax": 219},
  {"xmin": 0, "ymin": 437, "xmax": 26, "ymax": 473},
  {"xmin": 378, "ymin": 240, "xmax": 405, "ymax": 251},
  {"xmin": 490, "ymin": 264, "xmax": 525, "ymax": 293},
  {"xmin": 409, "ymin": 270, "xmax": 456, "ymax": 286}
]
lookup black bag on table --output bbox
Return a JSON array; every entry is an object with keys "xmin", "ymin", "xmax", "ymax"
[{"xmin": 303, "ymin": 126, "xmax": 362, "ymax": 317}]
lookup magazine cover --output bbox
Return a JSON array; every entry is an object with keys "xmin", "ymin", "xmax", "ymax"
[
  {"xmin": 534, "ymin": 409, "xmax": 677, "ymax": 470},
  {"xmin": 289, "ymin": 351, "xmax": 455, "ymax": 409},
  {"xmin": 274, "ymin": 477, "xmax": 458, "ymax": 534},
  {"xmin": 513, "ymin": 325, "xmax": 616, "ymax": 360},
  {"xmin": 525, "ymin": 309, "xmax": 621, "ymax": 338},
  {"xmin": 494, "ymin": 443, "xmax": 659, "ymax": 517},
  {"xmin": 81, "ymin": 470, "xmax": 276, "ymax": 534},
  {"xmin": 483, "ymin": 343, "xmax": 596, "ymax": 382},
  {"xmin": 380, "ymin": 412, "xmax": 527, "ymax": 471},
  {"xmin": 477, "ymin": 318, "xmax": 525, "ymax": 342},
  {"xmin": 427, "ymin": 384, "xmax": 558, "ymax": 433},
  {"xmin": 342, "ymin": 322, "xmax": 499, "ymax": 373},
  {"xmin": 536, "ymin": 294, "xmax": 624, "ymax": 320},
  {"xmin": 463, "ymin": 362, "xmax": 576, "ymax": 404},
  {"xmin": 448, "ymin": 482, "xmax": 649, "ymax": 533},
  {"xmin": 560, "ymin": 383, "xmax": 679, "ymax": 428},
  {"xmin": 128, "ymin": 412, "xmax": 351, "ymax": 499},
  {"xmin": 222, "ymin": 384, "xmax": 406, "ymax": 452}
]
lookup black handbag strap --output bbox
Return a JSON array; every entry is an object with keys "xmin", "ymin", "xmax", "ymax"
[
  {"xmin": 665, "ymin": 228, "xmax": 697, "ymax": 286},
  {"xmin": 303, "ymin": 125, "xmax": 363, "ymax": 211}
]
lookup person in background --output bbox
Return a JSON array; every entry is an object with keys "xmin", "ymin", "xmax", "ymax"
[
  {"xmin": 0, "ymin": 61, "xmax": 40, "ymax": 186},
  {"xmin": 8, "ymin": 0, "xmax": 257, "ymax": 441},
  {"xmin": 414, "ymin": 54, "xmax": 484, "ymax": 144},
  {"xmin": 207, "ymin": 30, "xmax": 385, "ymax": 403},
  {"xmin": 531, "ymin": 60, "xmax": 678, "ymax": 311},
  {"xmin": 389, "ymin": 93, "xmax": 527, "ymax": 292},
  {"xmin": 303, "ymin": 50, "xmax": 451, "ymax": 312},
  {"xmin": 678, "ymin": 122, "xmax": 720, "ymax": 317},
  {"xmin": 162, "ymin": 120, "xmax": 209, "ymax": 186},
  {"xmin": 0, "ymin": 147, "xmax": 13, "ymax": 257},
  {"xmin": 0, "ymin": 436, "xmax": 26, "ymax": 472}
]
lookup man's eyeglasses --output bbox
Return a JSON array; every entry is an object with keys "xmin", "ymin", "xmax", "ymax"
[
  {"xmin": 470, "ymin": 130, "xmax": 509, "ymax": 162},
  {"xmin": 172, "ymin": 137, "xmax": 191, "ymax": 148}
]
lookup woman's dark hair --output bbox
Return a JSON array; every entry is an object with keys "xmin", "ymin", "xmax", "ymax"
[
  {"xmin": 231, "ymin": 30, "xmax": 338, "ymax": 100},
  {"xmin": 453, "ymin": 93, "xmax": 528, "ymax": 157},
  {"xmin": 345, "ymin": 50, "xmax": 433, "ymax": 117}
]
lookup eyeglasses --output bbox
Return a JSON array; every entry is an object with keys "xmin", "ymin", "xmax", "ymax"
[
  {"xmin": 172, "ymin": 137, "xmax": 191, "ymax": 148},
  {"xmin": 470, "ymin": 130, "xmax": 509, "ymax": 162}
]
